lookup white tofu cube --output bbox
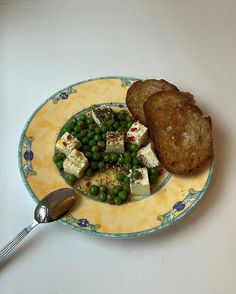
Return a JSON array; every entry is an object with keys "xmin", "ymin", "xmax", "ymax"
[
  {"xmin": 106, "ymin": 131, "xmax": 124, "ymax": 154},
  {"xmin": 63, "ymin": 149, "xmax": 88, "ymax": 178},
  {"xmin": 56, "ymin": 132, "xmax": 81, "ymax": 156},
  {"xmin": 92, "ymin": 105, "xmax": 114, "ymax": 127},
  {"xmin": 137, "ymin": 143, "xmax": 160, "ymax": 168},
  {"xmin": 126, "ymin": 121, "xmax": 148, "ymax": 147},
  {"xmin": 130, "ymin": 168, "xmax": 150, "ymax": 195}
]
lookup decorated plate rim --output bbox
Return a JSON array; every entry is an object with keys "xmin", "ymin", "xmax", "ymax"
[{"xmin": 18, "ymin": 76, "xmax": 214, "ymax": 239}]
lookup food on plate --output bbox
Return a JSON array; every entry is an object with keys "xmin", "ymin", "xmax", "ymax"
[
  {"xmin": 126, "ymin": 121, "xmax": 148, "ymax": 147},
  {"xmin": 137, "ymin": 143, "xmax": 160, "ymax": 168},
  {"xmin": 129, "ymin": 168, "xmax": 150, "ymax": 195},
  {"xmin": 106, "ymin": 131, "xmax": 125, "ymax": 154},
  {"xmin": 63, "ymin": 149, "xmax": 88, "ymax": 178},
  {"xmin": 53, "ymin": 107, "xmax": 163, "ymax": 205},
  {"xmin": 144, "ymin": 90, "xmax": 213, "ymax": 175},
  {"xmin": 126, "ymin": 79, "xmax": 178, "ymax": 125},
  {"xmin": 56, "ymin": 132, "xmax": 81, "ymax": 156},
  {"xmin": 92, "ymin": 105, "xmax": 115, "ymax": 127}
]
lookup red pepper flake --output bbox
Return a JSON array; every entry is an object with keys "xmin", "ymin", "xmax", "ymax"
[
  {"xmin": 159, "ymin": 168, "xmax": 165, "ymax": 175},
  {"xmin": 67, "ymin": 134, "xmax": 72, "ymax": 140},
  {"xmin": 85, "ymin": 181, "xmax": 91, "ymax": 188},
  {"xmin": 131, "ymin": 128, "xmax": 137, "ymax": 132},
  {"xmin": 127, "ymin": 136, "xmax": 135, "ymax": 142},
  {"xmin": 63, "ymin": 141, "xmax": 67, "ymax": 147}
]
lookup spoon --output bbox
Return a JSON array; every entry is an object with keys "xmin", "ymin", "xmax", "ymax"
[{"xmin": 0, "ymin": 188, "xmax": 77, "ymax": 262}]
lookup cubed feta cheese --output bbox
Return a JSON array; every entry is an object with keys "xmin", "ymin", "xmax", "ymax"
[
  {"xmin": 106, "ymin": 131, "xmax": 124, "ymax": 154},
  {"xmin": 126, "ymin": 121, "xmax": 148, "ymax": 147},
  {"xmin": 137, "ymin": 143, "xmax": 160, "ymax": 168},
  {"xmin": 130, "ymin": 168, "xmax": 150, "ymax": 195},
  {"xmin": 56, "ymin": 132, "xmax": 81, "ymax": 156},
  {"xmin": 63, "ymin": 149, "xmax": 88, "ymax": 178},
  {"xmin": 92, "ymin": 105, "xmax": 114, "ymax": 127}
]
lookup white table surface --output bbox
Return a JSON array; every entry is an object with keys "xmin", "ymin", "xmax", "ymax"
[{"xmin": 1, "ymin": 0, "xmax": 236, "ymax": 293}]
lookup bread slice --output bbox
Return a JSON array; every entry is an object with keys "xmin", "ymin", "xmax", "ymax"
[
  {"xmin": 126, "ymin": 79, "xmax": 178, "ymax": 125},
  {"xmin": 144, "ymin": 91, "xmax": 213, "ymax": 175}
]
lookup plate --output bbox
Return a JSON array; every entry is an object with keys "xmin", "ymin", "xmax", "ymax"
[{"xmin": 18, "ymin": 76, "xmax": 214, "ymax": 238}]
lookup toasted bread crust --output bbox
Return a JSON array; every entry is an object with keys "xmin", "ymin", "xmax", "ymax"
[
  {"xmin": 144, "ymin": 91, "xmax": 213, "ymax": 175},
  {"xmin": 126, "ymin": 79, "xmax": 178, "ymax": 125}
]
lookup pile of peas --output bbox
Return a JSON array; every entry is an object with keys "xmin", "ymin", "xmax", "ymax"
[{"xmin": 53, "ymin": 108, "xmax": 159, "ymax": 205}]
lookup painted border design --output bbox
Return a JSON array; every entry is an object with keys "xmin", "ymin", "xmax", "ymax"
[{"xmin": 18, "ymin": 76, "xmax": 214, "ymax": 239}]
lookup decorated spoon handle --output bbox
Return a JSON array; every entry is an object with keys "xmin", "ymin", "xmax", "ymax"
[{"xmin": 0, "ymin": 220, "xmax": 38, "ymax": 262}]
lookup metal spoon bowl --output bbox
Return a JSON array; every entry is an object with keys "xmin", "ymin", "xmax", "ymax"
[{"xmin": 0, "ymin": 188, "xmax": 77, "ymax": 262}]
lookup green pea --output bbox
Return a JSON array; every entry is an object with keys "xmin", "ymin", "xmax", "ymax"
[
  {"xmin": 82, "ymin": 137, "xmax": 89, "ymax": 144},
  {"xmin": 95, "ymin": 127, "xmax": 101, "ymax": 134},
  {"xmin": 85, "ymin": 168, "xmax": 93, "ymax": 177},
  {"xmin": 149, "ymin": 174, "xmax": 158, "ymax": 184},
  {"xmin": 98, "ymin": 192, "xmax": 107, "ymax": 202},
  {"xmin": 126, "ymin": 121, "xmax": 133, "ymax": 129},
  {"xmin": 103, "ymin": 154, "xmax": 110, "ymax": 163},
  {"xmin": 77, "ymin": 132, "xmax": 83, "ymax": 140},
  {"xmin": 150, "ymin": 167, "xmax": 158, "ymax": 176},
  {"xmin": 131, "ymin": 170, "xmax": 141, "ymax": 180},
  {"xmin": 74, "ymin": 125, "xmax": 81, "ymax": 132},
  {"xmin": 99, "ymin": 185, "xmax": 108, "ymax": 193},
  {"xmin": 133, "ymin": 164, "xmax": 140, "ymax": 170},
  {"xmin": 126, "ymin": 115, "xmax": 133, "ymax": 122},
  {"xmin": 88, "ymin": 140, "xmax": 96, "ymax": 147},
  {"xmin": 77, "ymin": 120, "xmax": 85, "ymax": 127},
  {"xmin": 97, "ymin": 141, "xmax": 106, "ymax": 149},
  {"xmin": 123, "ymin": 176, "xmax": 130, "ymax": 184},
  {"xmin": 101, "ymin": 125, "xmax": 108, "ymax": 133},
  {"xmin": 91, "ymin": 146, "xmax": 99, "ymax": 153},
  {"xmin": 107, "ymin": 194, "xmax": 114, "ymax": 202},
  {"xmin": 92, "ymin": 152, "xmax": 101, "ymax": 161},
  {"xmin": 131, "ymin": 151, "xmax": 137, "ymax": 158},
  {"xmin": 89, "ymin": 185, "xmax": 99, "ymax": 196},
  {"xmin": 71, "ymin": 131, "xmax": 77, "ymax": 137},
  {"xmin": 104, "ymin": 113, "xmax": 112, "ymax": 121},
  {"xmin": 120, "ymin": 121, "xmax": 127, "ymax": 128},
  {"xmin": 110, "ymin": 153, "xmax": 119, "ymax": 163},
  {"xmin": 108, "ymin": 125, "xmax": 113, "ymax": 131},
  {"xmin": 56, "ymin": 160, "xmax": 64, "ymax": 170},
  {"xmin": 53, "ymin": 153, "xmax": 66, "ymax": 163},
  {"xmin": 124, "ymin": 163, "xmax": 132, "ymax": 172},
  {"xmin": 112, "ymin": 121, "xmax": 120, "ymax": 130},
  {"xmin": 124, "ymin": 154, "xmax": 132, "ymax": 163},
  {"xmin": 82, "ymin": 145, "xmax": 89, "ymax": 152},
  {"xmin": 118, "ymin": 190, "xmax": 127, "ymax": 200},
  {"xmin": 123, "ymin": 182, "xmax": 130, "ymax": 193},
  {"xmin": 89, "ymin": 124, "xmax": 96, "ymax": 131},
  {"xmin": 118, "ymin": 127, "xmax": 124, "ymax": 132},
  {"xmin": 66, "ymin": 174, "xmax": 77, "ymax": 184},
  {"xmin": 80, "ymin": 129, "xmax": 87, "ymax": 137},
  {"xmin": 90, "ymin": 161, "xmax": 99, "ymax": 170},
  {"xmin": 132, "ymin": 157, "xmax": 140, "ymax": 165},
  {"xmin": 102, "ymin": 133, "xmax": 106, "ymax": 140},
  {"xmin": 117, "ymin": 156, "xmax": 124, "ymax": 164},
  {"xmin": 116, "ymin": 173, "xmax": 125, "ymax": 182},
  {"xmin": 98, "ymin": 161, "xmax": 105, "ymax": 170},
  {"xmin": 94, "ymin": 134, "xmax": 101, "ymax": 141},
  {"xmin": 84, "ymin": 151, "xmax": 92, "ymax": 159},
  {"xmin": 129, "ymin": 144, "xmax": 139, "ymax": 152},
  {"xmin": 118, "ymin": 111, "xmax": 126, "ymax": 121},
  {"xmin": 124, "ymin": 151, "xmax": 131, "ymax": 156},
  {"xmin": 87, "ymin": 131, "xmax": 95, "ymax": 139},
  {"xmin": 87, "ymin": 117, "xmax": 94, "ymax": 124},
  {"xmin": 114, "ymin": 196, "xmax": 122, "ymax": 205},
  {"xmin": 112, "ymin": 185, "xmax": 122, "ymax": 195},
  {"xmin": 78, "ymin": 113, "xmax": 87, "ymax": 121}
]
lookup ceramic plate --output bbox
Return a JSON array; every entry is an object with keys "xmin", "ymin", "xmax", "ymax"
[{"xmin": 18, "ymin": 76, "xmax": 214, "ymax": 238}]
